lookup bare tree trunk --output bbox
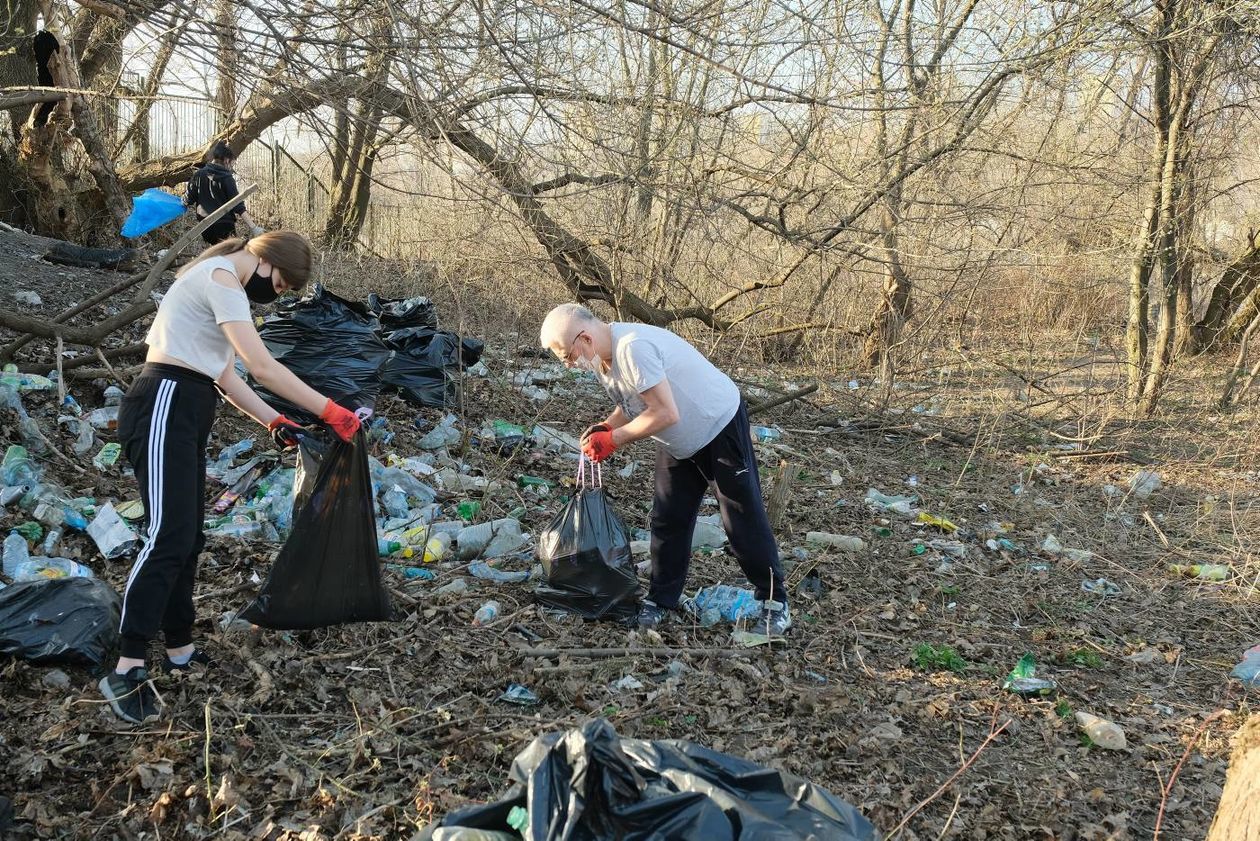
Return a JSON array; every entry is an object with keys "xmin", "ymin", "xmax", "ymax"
[
  {"xmin": 1206, "ymin": 714, "xmax": 1260, "ymax": 841},
  {"xmin": 1125, "ymin": 0, "xmax": 1174, "ymax": 403},
  {"xmin": 864, "ymin": 194, "xmax": 912, "ymax": 376},
  {"xmin": 1, "ymin": 0, "xmax": 40, "ymax": 139},
  {"xmin": 323, "ymin": 103, "xmax": 382, "ymax": 249},
  {"xmin": 1140, "ymin": 113, "xmax": 1182, "ymax": 413},
  {"xmin": 1196, "ymin": 236, "xmax": 1260, "ymax": 348},
  {"xmin": 213, "ymin": 0, "xmax": 237, "ymax": 129}
]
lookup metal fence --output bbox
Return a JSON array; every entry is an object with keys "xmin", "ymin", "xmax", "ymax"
[{"xmin": 106, "ymin": 91, "xmax": 410, "ymax": 256}]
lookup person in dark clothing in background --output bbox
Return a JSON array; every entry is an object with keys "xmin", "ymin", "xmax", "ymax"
[
  {"xmin": 185, "ymin": 142, "xmax": 265, "ymax": 244},
  {"xmin": 539, "ymin": 303, "xmax": 791, "ymax": 636}
]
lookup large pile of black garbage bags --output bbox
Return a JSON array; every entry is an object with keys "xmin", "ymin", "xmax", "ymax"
[{"xmin": 249, "ymin": 285, "xmax": 483, "ymax": 419}]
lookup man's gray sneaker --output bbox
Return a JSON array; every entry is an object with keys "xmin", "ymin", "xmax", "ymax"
[
  {"xmin": 637, "ymin": 600, "xmax": 669, "ymax": 629},
  {"xmin": 756, "ymin": 600, "xmax": 792, "ymax": 636},
  {"xmin": 99, "ymin": 667, "xmax": 161, "ymax": 725}
]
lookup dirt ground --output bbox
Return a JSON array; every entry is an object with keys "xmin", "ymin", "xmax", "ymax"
[{"xmin": 1, "ymin": 232, "xmax": 1258, "ymax": 840}]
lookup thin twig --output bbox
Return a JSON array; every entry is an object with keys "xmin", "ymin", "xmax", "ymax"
[
  {"xmin": 885, "ymin": 716, "xmax": 1011, "ymax": 839},
  {"xmin": 55, "ymin": 336, "xmax": 66, "ymax": 405},
  {"xmin": 1153, "ymin": 709, "xmax": 1228, "ymax": 841},
  {"xmin": 95, "ymin": 347, "xmax": 132, "ymax": 388}
]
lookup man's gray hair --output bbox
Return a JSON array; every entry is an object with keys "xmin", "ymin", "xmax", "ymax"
[{"xmin": 540, "ymin": 302, "xmax": 600, "ymax": 348}]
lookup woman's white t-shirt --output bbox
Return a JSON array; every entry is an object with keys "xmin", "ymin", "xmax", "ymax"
[{"xmin": 145, "ymin": 256, "xmax": 252, "ymax": 379}]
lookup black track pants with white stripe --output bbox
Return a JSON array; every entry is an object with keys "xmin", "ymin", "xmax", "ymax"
[{"xmin": 116, "ymin": 363, "xmax": 218, "ymax": 660}]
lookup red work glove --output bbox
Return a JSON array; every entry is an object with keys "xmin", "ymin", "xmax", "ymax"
[
  {"xmin": 319, "ymin": 399, "xmax": 361, "ymax": 442},
  {"xmin": 267, "ymin": 414, "xmax": 305, "ymax": 449},
  {"xmin": 581, "ymin": 428, "xmax": 617, "ymax": 463},
  {"xmin": 580, "ymin": 422, "xmax": 610, "ymax": 444}
]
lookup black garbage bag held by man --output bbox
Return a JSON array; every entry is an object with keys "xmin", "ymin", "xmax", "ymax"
[{"xmin": 538, "ymin": 303, "xmax": 790, "ymax": 635}]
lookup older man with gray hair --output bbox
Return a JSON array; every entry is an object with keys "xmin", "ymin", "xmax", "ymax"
[{"xmin": 539, "ymin": 303, "xmax": 790, "ymax": 635}]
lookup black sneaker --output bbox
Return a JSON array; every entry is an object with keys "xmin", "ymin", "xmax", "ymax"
[
  {"xmin": 161, "ymin": 649, "xmax": 213, "ymax": 674},
  {"xmin": 637, "ymin": 600, "xmax": 669, "ymax": 629},
  {"xmin": 98, "ymin": 667, "xmax": 161, "ymax": 724},
  {"xmin": 756, "ymin": 600, "xmax": 792, "ymax": 636}
]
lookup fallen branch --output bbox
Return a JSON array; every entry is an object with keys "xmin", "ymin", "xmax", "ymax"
[
  {"xmin": 0, "ymin": 90, "xmax": 66, "ymax": 111},
  {"xmin": 1155, "ymin": 709, "xmax": 1228, "ymax": 841},
  {"xmin": 515, "ymin": 646, "xmax": 751, "ymax": 659},
  {"xmin": 1040, "ymin": 449, "xmax": 1132, "ymax": 462},
  {"xmin": 749, "ymin": 383, "xmax": 818, "ymax": 416},
  {"xmin": 886, "ymin": 716, "xmax": 1011, "ymax": 838}
]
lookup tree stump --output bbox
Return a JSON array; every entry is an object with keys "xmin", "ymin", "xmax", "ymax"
[{"xmin": 1206, "ymin": 713, "xmax": 1260, "ymax": 841}]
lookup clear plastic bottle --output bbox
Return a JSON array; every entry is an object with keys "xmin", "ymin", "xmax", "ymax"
[
  {"xmin": 1074, "ymin": 711, "xmax": 1127, "ymax": 750},
  {"xmin": 3, "ymin": 531, "xmax": 30, "ymax": 577},
  {"xmin": 805, "ymin": 532, "xmax": 866, "ymax": 552},
  {"xmin": 382, "ymin": 486, "xmax": 410, "ymax": 520},
  {"xmin": 1, "ymin": 445, "xmax": 38, "ymax": 486},
  {"xmin": 12, "ymin": 557, "xmax": 94, "ymax": 581},
  {"xmin": 690, "ymin": 584, "xmax": 760, "ymax": 622},
  {"xmin": 41, "ymin": 526, "xmax": 63, "ymax": 557}
]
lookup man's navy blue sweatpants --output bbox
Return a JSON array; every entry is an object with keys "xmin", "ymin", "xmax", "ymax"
[{"xmin": 647, "ymin": 401, "xmax": 787, "ymax": 607}]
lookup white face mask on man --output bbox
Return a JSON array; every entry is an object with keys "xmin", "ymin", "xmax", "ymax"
[{"xmin": 573, "ymin": 350, "xmax": 603, "ymax": 374}]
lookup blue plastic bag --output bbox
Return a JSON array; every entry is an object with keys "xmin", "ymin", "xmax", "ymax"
[{"xmin": 120, "ymin": 188, "xmax": 184, "ymax": 238}]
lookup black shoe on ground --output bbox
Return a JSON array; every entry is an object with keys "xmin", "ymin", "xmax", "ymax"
[
  {"xmin": 98, "ymin": 667, "xmax": 161, "ymax": 725},
  {"xmin": 637, "ymin": 600, "xmax": 669, "ymax": 629},
  {"xmin": 161, "ymin": 649, "xmax": 213, "ymax": 674},
  {"xmin": 756, "ymin": 600, "xmax": 792, "ymax": 636}
]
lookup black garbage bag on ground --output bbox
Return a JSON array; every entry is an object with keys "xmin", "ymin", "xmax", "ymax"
[
  {"xmin": 252, "ymin": 284, "xmax": 390, "ymax": 421},
  {"xmin": 380, "ymin": 327, "xmax": 485, "ymax": 408},
  {"xmin": 367, "ymin": 293, "xmax": 438, "ymax": 331},
  {"xmin": 535, "ymin": 460, "xmax": 638, "ymax": 621},
  {"xmin": 238, "ymin": 430, "xmax": 390, "ymax": 629},
  {"xmin": 417, "ymin": 718, "xmax": 879, "ymax": 841},
  {"xmin": 0, "ymin": 577, "xmax": 121, "ymax": 666}
]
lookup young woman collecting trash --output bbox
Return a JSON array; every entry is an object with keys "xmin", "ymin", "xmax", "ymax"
[{"xmin": 98, "ymin": 231, "xmax": 362, "ymax": 725}]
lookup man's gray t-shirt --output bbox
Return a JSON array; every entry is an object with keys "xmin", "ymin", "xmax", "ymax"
[{"xmin": 598, "ymin": 323, "xmax": 740, "ymax": 459}]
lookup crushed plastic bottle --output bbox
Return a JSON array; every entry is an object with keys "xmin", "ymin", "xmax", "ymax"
[
  {"xmin": 418, "ymin": 414, "xmax": 461, "ymax": 450},
  {"xmin": 11, "ymin": 557, "xmax": 94, "ymax": 581},
  {"xmin": 86, "ymin": 406, "xmax": 120, "ymax": 431},
  {"xmin": 385, "ymin": 563, "xmax": 435, "ymax": 580},
  {"xmin": 208, "ymin": 519, "xmax": 265, "ymax": 540},
  {"xmin": 1231, "ymin": 645, "xmax": 1260, "ymax": 686},
  {"xmin": 468, "ymin": 560, "xmax": 531, "ymax": 583},
  {"xmin": 382, "ymin": 485, "xmax": 410, "ymax": 520},
  {"xmin": 865, "ymin": 488, "xmax": 918, "ymax": 516},
  {"xmin": 423, "ymin": 531, "xmax": 453, "ymax": 562},
  {"xmin": 103, "ymin": 385, "xmax": 125, "ymax": 406},
  {"xmin": 40, "ymin": 526, "xmax": 63, "ymax": 557},
  {"xmin": 805, "ymin": 531, "xmax": 866, "ymax": 551},
  {"xmin": 491, "ymin": 419, "xmax": 526, "ymax": 454},
  {"xmin": 1169, "ymin": 562, "xmax": 1230, "ymax": 581},
  {"xmin": 208, "ymin": 439, "xmax": 254, "ymax": 479},
  {"xmin": 473, "ymin": 600, "xmax": 501, "ymax": 626},
  {"xmin": 688, "ymin": 584, "xmax": 760, "ymax": 623},
  {"xmin": 1003, "ymin": 653, "xmax": 1057, "ymax": 698},
  {"xmin": 1129, "ymin": 470, "xmax": 1161, "ymax": 499},
  {"xmin": 456, "ymin": 518, "xmax": 525, "ymax": 561},
  {"xmin": 1074, "ymin": 711, "xmax": 1127, "ymax": 750},
  {"xmin": 751, "ymin": 425, "xmax": 782, "ymax": 442},
  {"xmin": 371, "ymin": 462, "xmax": 438, "ymax": 504},
  {"xmin": 692, "ymin": 517, "xmax": 727, "ymax": 549},
  {"xmin": 531, "ymin": 424, "xmax": 580, "ymax": 453},
  {"xmin": 3, "ymin": 531, "xmax": 30, "ymax": 577},
  {"xmin": 1, "ymin": 445, "xmax": 38, "ymax": 486}
]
